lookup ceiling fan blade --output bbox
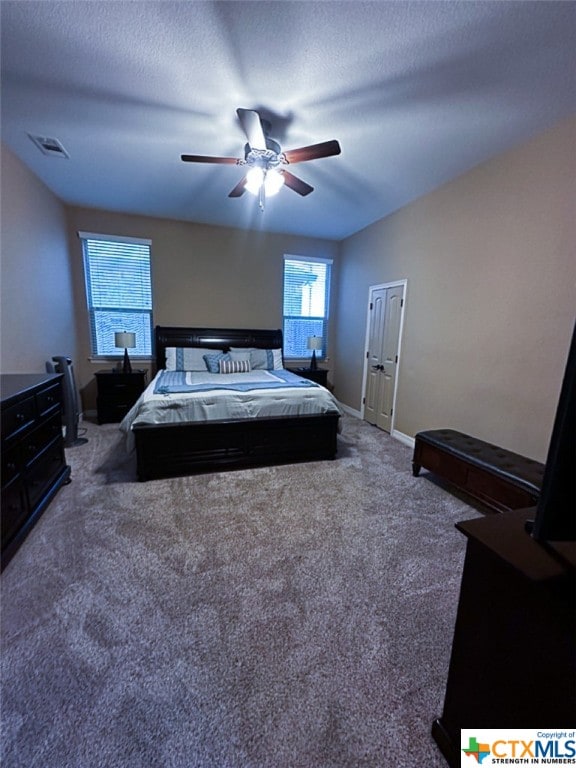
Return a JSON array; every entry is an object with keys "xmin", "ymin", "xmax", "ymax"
[
  {"xmin": 181, "ymin": 154, "xmax": 239, "ymax": 164},
  {"xmin": 281, "ymin": 170, "xmax": 314, "ymax": 196},
  {"xmin": 228, "ymin": 176, "xmax": 247, "ymax": 198},
  {"xmin": 236, "ymin": 108, "xmax": 267, "ymax": 151},
  {"xmin": 283, "ymin": 140, "xmax": 341, "ymax": 164}
]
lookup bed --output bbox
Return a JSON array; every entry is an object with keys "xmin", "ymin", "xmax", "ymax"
[{"xmin": 120, "ymin": 326, "xmax": 342, "ymax": 480}]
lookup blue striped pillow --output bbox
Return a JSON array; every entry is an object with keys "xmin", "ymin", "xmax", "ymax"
[{"xmin": 219, "ymin": 359, "xmax": 251, "ymax": 374}]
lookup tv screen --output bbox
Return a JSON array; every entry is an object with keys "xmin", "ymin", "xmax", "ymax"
[{"xmin": 530, "ymin": 320, "xmax": 576, "ymax": 542}]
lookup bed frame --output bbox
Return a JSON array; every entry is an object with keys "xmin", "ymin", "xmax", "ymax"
[{"xmin": 132, "ymin": 326, "xmax": 340, "ymax": 480}]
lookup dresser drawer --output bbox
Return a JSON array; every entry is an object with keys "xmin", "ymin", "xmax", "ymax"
[
  {"xmin": 2, "ymin": 443, "xmax": 21, "ymax": 485},
  {"xmin": 36, "ymin": 382, "xmax": 62, "ymax": 418},
  {"xmin": 1, "ymin": 477, "xmax": 26, "ymax": 547},
  {"xmin": 288, "ymin": 367, "xmax": 329, "ymax": 386},
  {"xmin": 26, "ymin": 440, "xmax": 67, "ymax": 510},
  {"xmin": 100, "ymin": 384, "xmax": 143, "ymax": 402},
  {"xmin": 96, "ymin": 374, "xmax": 145, "ymax": 396},
  {"xmin": 96, "ymin": 400, "xmax": 134, "ymax": 423},
  {"xmin": 1, "ymin": 373, "xmax": 71, "ymax": 570},
  {"xmin": 21, "ymin": 414, "xmax": 64, "ymax": 469},
  {"xmin": 96, "ymin": 370, "xmax": 146, "ymax": 424},
  {"xmin": 1, "ymin": 395, "xmax": 36, "ymax": 441}
]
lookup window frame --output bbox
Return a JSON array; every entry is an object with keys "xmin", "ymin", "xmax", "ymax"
[
  {"xmin": 79, "ymin": 231, "xmax": 153, "ymax": 360},
  {"xmin": 282, "ymin": 254, "xmax": 332, "ymax": 362}
]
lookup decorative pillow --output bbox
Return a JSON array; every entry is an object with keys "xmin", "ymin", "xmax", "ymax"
[
  {"xmin": 219, "ymin": 358, "xmax": 251, "ymax": 374},
  {"xmin": 203, "ymin": 352, "xmax": 230, "ymax": 373},
  {"xmin": 228, "ymin": 350, "xmax": 251, "ymax": 364},
  {"xmin": 165, "ymin": 347, "xmax": 224, "ymax": 371},
  {"xmin": 229, "ymin": 347, "xmax": 283, "ymax": 370}
]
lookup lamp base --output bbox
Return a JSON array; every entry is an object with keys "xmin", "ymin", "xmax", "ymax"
[
  {"xmin": 310, "ymin": 350, "xmax": 318, "ymax": 370},
  {"xmin": 122, "ymin": 348, "xmax": 132, "ymax": 374}
]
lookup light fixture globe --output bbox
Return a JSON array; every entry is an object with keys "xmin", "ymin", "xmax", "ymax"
[
  {"xmin": 264, "ymin": 169, "xmax": 284, "ymax": 197},
  {"xmin": 245, "ymin": 167, "xmax": 284, "ymax": 198},
  {"xmin": 245, "ymin": 167, "xmax": 264, "ymax": 195}
]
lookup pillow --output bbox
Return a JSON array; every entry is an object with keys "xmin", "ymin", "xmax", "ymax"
[
  {"xmin": 203, "ymin": 352, "xmax": 229, "ymax": 373},
  {"xmin": 228, "ymin": 350, "xmax": 251, "ymax": 364},
  {"xmin": 219, "ymin": 358, "xmax": 251, "ymax": 374},
  {"xmin": 165, "ymin": 347, "xmax": 224, "ymax": 371},
  {"xmin": 229, "ymin": 347, "xmax": 283, "ymax": 370}
]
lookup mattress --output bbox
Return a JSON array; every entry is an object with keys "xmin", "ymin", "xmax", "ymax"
[{"xmin": 120, "ymin": 369, "xmax": 343, "ymax": 450}]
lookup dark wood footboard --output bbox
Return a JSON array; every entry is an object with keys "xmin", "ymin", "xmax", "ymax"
[{"xmin": 133, "ymin": 412, "xmax": 339, "ymax": 481}]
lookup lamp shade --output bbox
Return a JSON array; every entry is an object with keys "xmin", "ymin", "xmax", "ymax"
[
  {"xmin": 307, "ymin": 336, "xmax": 323, "ymax": 351},
  {"xmin": 115, "ymin": 332, "xmax": 136, "ymax": 349}
]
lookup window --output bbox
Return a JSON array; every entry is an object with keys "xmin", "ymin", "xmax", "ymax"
[
  {"xmin": 283, "ymin": 255, "xmax": 332, "ymax": 359},
  {"xmin": 79, "ymin": 232, "xmax": 153, "ymax": 357}
]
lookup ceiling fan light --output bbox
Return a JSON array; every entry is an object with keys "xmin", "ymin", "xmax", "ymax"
[
  {"xmin": 245, "ymin": 167, "xmax": 264, "ymax": 195},
  {"xmin": 264, "ymin": 170, "xmax": 285, "ymax": 197}
]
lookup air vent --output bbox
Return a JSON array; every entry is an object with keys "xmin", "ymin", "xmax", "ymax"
[{"xmin": 28, "ymin": 133, "xmax": 69, "ymax": 159}]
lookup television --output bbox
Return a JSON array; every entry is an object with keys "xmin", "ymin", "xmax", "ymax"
[{"xmin": 528, "ymin": 320, "xmax": 576, "ymax": 542}]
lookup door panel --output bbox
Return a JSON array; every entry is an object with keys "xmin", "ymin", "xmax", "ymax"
[
  {"xmin": 364, "ymin": 288, "xmax": 386, "ymax": 425},
  {"xmin": 376, "ymin": 285, "xmax": 404, "ymax": 431},
  {"xmin": 364, "ymin": 284, "xmax": 405, "ymax": 433}
]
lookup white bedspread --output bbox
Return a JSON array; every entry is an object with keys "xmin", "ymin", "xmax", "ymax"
[{"xmin": 120, "ymin": 369, "xmax": 343, "ymax": 450}]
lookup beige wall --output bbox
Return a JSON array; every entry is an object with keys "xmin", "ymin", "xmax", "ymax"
[
  {"xmin": 4, "ymin": 117, "xmax": 574, "ymax": 461},
  {"xmin": 0, "ymin": 143, "xmax": 79, "ymax": 373},
  {"xmin": 64, "ymin": 207, "xmax": 339, "ymax": 410},
  {"xmin": 335, "ymin": 116, "xmax": 576, "ymax": 462}
]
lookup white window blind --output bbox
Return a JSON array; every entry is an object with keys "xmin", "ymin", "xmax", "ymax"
[
  {"xmin": 283, "ymin": 255, "xmax": 332, "ymax": 359},
  {"xmin": 79, "ymin": 232, "xmax": 153, "ymax": 357}
]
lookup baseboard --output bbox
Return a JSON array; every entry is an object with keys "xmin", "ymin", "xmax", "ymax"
[
  {"xmin": 83, "ymin": 409, "xmax": 97, "ymax": 419},
  {"xmin": 339, "ymin": 409, "xmax": 415, "ymax": 449},
  {"xmin": 339, "ymin": 403, "xmax": 362, "ymax": 419},
  {"xmin": 392, "ymin": 429, "xmax": 415, "ymax": 449}
]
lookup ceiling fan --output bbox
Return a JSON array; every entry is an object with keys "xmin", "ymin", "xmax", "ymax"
[{"xmin": 181, "ymin": 108, "xmax": 341, "ymax": 207}]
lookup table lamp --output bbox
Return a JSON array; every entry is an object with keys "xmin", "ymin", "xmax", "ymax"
[
  {"xmin": 307, "ymin": 336, "xmax": 323, "ymax": 371},
  {"xmin": 115, "ymin": 331, "xmax": 136, "ymax": 374}
]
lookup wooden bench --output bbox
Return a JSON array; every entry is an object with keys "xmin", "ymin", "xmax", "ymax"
[{"xmin": 412, "ymin": 429, "xmax": 545, "ymax": 513}]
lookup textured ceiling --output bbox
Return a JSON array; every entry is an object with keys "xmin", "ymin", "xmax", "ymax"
[{"xmin": 1, "ymin": 1, "xmax": 575, "ymax": 240}]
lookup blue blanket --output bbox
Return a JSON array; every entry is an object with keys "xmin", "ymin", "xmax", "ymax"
[{"xmin": 154, "ymin": 369, "xmax": 320, "ymax": 395}]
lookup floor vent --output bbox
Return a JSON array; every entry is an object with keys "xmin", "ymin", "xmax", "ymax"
[{"xmin": 28, "ymin": 133, "xmax": 69, "ymax": 158}]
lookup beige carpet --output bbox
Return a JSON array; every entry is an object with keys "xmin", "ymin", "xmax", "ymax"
[{"xmin": 1, "ymin": 415, "xmax": 481, "ymax": 767}]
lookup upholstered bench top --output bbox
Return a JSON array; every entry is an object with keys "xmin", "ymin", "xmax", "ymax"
[{"xmin": 415, "ymin": 429, "xmax": 545, "ymax": 496}]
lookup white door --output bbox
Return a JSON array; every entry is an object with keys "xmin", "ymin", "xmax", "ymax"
[{"xmin": 364, "ymin": 283, "xmax": 405, "ymax": 433}]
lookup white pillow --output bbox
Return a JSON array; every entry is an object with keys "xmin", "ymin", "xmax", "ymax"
[
  {"xmin": 165, "ymin": 347, "xmax": 224, "ymax": 371},
  {"xmin": 229, "ymin": 347, "xmax": 283, "ymax": 370},
  {"xmin": 228, "ymin": 350, "xmax": 251, "ymax": 364}
]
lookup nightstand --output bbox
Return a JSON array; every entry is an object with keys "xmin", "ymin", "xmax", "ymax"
[
  {"xmin": 95, "ymin": 370, "xmax": 147, "ymax": 424},
  {"xmin": 288, "ymin": 367, "xmax": 328, "ymax": 387}
]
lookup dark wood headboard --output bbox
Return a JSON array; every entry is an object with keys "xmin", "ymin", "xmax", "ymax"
[{"xmin": 154, "ymin": 326, "xmax": 284, "ymax": 370}]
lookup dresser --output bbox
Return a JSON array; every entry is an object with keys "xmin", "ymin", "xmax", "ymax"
[
  {"xmin": 95, "ymin": 369, "xmax": 147, "ymax": 423},
  {"xmin": 432, "ymin": 509, "xmax": 576, "ymax": 766},
  {"xmin": 1, "ymin": 373, "xmax": 71, "ymax": 569},
  {"xmin": 287, "ymin": 367, "xmax": 329, "ymax": 386}
]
